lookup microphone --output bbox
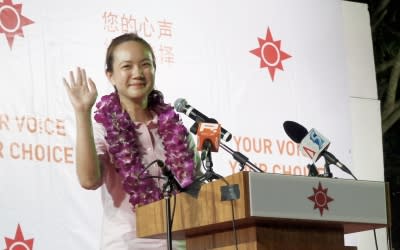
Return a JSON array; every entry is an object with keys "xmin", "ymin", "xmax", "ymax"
[
  {"xmin": 283, "ymin": 120, "xmax": 308, "ymax": 143},
  {"xmin": 283, "ymin": 121, "xmax": 353, "ymax": 176},
  {"xmin": 197, "ymin": 122, "xmax": 221, "ymax": 152},
  {"xmin": 283, "ymin": 121, "xmax": 329, "ymax": 162},
  {"xmin": 174, "ymin": 98, "xmax": 232, "ymax": 142},
  {"xmin": 156, "ymin": 160, "xmax": 183, "ymax": 191},
  {"xmin": 300, "ymin": 128, "xmax": 330, "ymax": 163},
  {"xmin": 196, "ymin": 122, "xmax": 221, "ymax": 160}
]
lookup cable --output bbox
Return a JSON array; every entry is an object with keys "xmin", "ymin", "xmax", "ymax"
[
  {"xmin": 200, "ymin": 157, "xmax": 239, "ymax": 249},
  {"xmin": 170, "ymin": 193, "xmax": 177, "ymax": 229},
  {"xmin": 346, "ymin": 171, "xmax": 379, "ymax": 250},
  {"xmin": 209, "ymin": 169, "xmax": 239, "ymax": 250},
  {"xmin": 373, "ymin": 229, "xmax": 378, "ymax": 250},
  {"xmin": 387, "ymin": 210, "xmax": 393, "ymax": 250},
  {"xmin": 230, "ymin": 200, "xmax": 239, "ymax": 250},
  {"xmin": 139, "ymin": 159, "xmax": 161, "ymax": 176}
]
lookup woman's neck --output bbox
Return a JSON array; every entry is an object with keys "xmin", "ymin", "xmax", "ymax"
[{"xmin": 119, "ymin": 95, "xmax": 152, "ymax": 123}]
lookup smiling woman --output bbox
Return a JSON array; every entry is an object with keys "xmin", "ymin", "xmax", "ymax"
[
  {"xmin": 63, "ymin": 33, "xmax": 201, "ymax": 250},
  {"xmin": 105, "ymin": 40, "xmax": 156, "ymax": 115}
]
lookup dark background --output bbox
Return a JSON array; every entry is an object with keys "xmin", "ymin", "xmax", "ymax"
[{"xmin": 347, "ymin": 0, "xmax": 399, "ymax": 248}]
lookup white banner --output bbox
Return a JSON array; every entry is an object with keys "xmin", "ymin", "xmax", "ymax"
[{"xmin": 0, "ymin": 0, "xmax": 377, "ymax": 249}]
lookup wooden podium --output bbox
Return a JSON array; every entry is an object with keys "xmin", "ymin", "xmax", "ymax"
[{"xmin": 136, "ymin": 172, "xmax": 387, "ymax": 250}]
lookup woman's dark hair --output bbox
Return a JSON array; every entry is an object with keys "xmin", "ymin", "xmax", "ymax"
[
  {"xmin": 147, "ymin": 89, "xmax": 166, "ymax": 110},
  {"xmin": 105, "ymin": 33, "xmax": 156, "ymax": 73}
]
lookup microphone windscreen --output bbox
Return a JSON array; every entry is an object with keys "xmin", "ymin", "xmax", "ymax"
[
  {"xmin": 283, "ymin": 121, "xmax": 308, "ymax": 143},
  {"xmin": 174, "ymin": 98, "xmax": 187, "ymax": 113}
]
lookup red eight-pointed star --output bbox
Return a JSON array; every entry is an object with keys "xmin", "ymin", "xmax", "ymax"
[
  {"xmin": 250, "ymin": 27, "xmax": 291, "ymax": 81},
  {"xmin": 4, "ymin": 224, "xmax": 34, "ymax": 250},
  {"xmin": 308, "ymin": 182, "xmax": 334, "ymax": 216},
  {"xmin": 0, "ymin": 0, "xmax": 34, "ymax": 49}
]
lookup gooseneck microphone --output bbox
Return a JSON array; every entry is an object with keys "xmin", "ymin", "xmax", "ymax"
[
  {"xmin": 174, "ymin": 98, "xmax": 232, "ymax": 142},
  {"xmin": 156, "ymin": 160, "xmax": 183, "ymax": 191}
]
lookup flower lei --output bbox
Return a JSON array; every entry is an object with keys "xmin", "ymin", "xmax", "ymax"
[{"xmin": 94, "ymin": 92, "xmax": 196, "ymax": 209}]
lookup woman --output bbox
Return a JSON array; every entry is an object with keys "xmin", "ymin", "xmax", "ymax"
[{"xmin": 63, "ymin": 33, "xmax": 201, "ymax": 249}]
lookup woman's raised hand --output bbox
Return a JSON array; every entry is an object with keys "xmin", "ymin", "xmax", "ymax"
[{"xmin": 63, "ymin": 67, "xmax": 98, "ymax": 112}]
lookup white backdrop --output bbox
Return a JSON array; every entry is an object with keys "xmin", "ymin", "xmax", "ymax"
[{"xmin": 0, "ymin": 0, "xmax": 386, "ymax": 249}]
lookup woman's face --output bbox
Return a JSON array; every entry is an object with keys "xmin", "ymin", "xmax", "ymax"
[{"xmin": 107, "ymin": 41, "xmax": 155, "ymax": 105}]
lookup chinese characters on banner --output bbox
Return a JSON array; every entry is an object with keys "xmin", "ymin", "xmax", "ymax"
[{"xmin": 102, "ymin": 11, "xmax": 175, "ymax": 64}]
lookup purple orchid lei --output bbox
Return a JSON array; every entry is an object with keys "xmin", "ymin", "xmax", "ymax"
[{"xmin": 94, "ymin": 91, "xmax": 196, "ymax": 209}]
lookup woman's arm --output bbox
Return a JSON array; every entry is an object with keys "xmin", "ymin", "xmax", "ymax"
[{"xmin": 63, "ymin": 67, "xmax": 102, "ymax": 189}]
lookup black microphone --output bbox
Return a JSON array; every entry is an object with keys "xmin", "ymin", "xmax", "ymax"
[
  {"xmin": 282, "ymin": 121, "xmax": 355, "ymax": 177},
  {"xmin": 283, "ymin": 120, "xmax": 308, "ymax": 143},
  {"xmin": 174, "ymin": 98, "xmax": 232, "ymax": 142},
  {"xmin": 156, "ymin": 160, "xmax": 183, "ymax": 191}
]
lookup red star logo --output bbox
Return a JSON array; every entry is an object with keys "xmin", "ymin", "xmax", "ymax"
[
  {"xmin": 250, "ymin": 27, "xmax": 291, "ymax": 81},
  {"xmin": 307, "ymin": 182, "xmax": 334, "ymax": 216},
  {"xmin": 4, "ymin": 224, "xmax": 34, "ymax": 250},
  {"xmin": 0, "ymin": 0, "xmax": 34, "ymax": 49}
]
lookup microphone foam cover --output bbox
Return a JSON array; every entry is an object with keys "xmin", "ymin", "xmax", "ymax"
[{"xmin": 283, "ymin": 121, "xmax": 308, "ymax": 143}]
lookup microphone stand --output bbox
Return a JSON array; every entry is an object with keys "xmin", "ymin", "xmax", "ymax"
[
  {"xmin": 306, "ymin": 159, "xmax": 333, "ymax": 178},
  {"xmin": 162, "ymin": 176, "xmax": 175, "ymax": 250},
  {"xmin": 307, "ymin": 162, "xmax": 333, "ymax": 178},
  {"xmin": 307, "ymin": 163, "xmax": 319, "ymax": 177},
  {"xmin": 321, "ymin": 159, "xmax": 333, "ymax": 178},
  {"xmin": 199, "ymin": 141, "xmax": 224, "ymax": 182},
  {"xmin": 322, "ymin": 152, "xmax": 358, "ymax": 180},
  {"xmin": 190, "ymin": 121, "xmax": 263, "ymax": 176},
  {"xmin": 220, "ymin": 142, "xmax": 264, "ymax": 173}
]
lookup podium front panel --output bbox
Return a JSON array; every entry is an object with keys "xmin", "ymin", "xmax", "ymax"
[{"xmin": 248, "ymin": 172, "xmax": 387, "ymax": 233}]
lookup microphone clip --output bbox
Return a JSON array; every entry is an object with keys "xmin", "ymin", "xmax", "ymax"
[
  {"xmin": 307, "ymin": 162, "xmax": 332, "ymax": 178},
  {"xmin": 321, "ymin": 160, "xmax": 333, "ymax": 178},
  {"xmin": 201, "ymin": 140, "xmax": 212, "ymax": 161}
]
